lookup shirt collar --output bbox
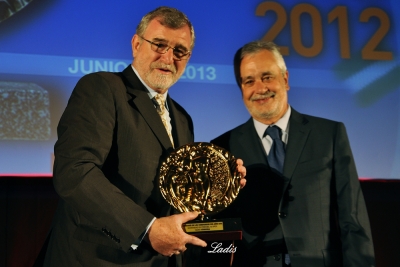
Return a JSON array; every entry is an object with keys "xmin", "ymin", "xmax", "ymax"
[
  {"xmin": 131, "ymin": 65, "xmax": 168, "ymax": 102},
  {"xmin": 253, "ymin": 105, "xmax": 291, "ymax": 140}
]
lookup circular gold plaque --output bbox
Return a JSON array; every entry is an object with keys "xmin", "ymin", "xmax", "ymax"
[{"xmin": 159, "ymin": 142, "xmax": 241, "ymax": 218}]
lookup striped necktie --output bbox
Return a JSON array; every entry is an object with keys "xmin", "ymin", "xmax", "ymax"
[{"xmin": 153, "ymin": 94, "xmax": 174, "ymax": 147}]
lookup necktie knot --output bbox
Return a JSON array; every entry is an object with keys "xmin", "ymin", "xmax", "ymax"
[
  {"xmin": 264, "ymin": 125, "xmax": 282, "ymax": 140},
  {"xmin": 154, "ymin": 94, "xmax": 165, "ymax": 114}
]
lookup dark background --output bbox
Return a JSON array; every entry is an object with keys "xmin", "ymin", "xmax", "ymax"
[{"xmin": 1, "ymin": 178, "xmax": 399, "ymax": 267}]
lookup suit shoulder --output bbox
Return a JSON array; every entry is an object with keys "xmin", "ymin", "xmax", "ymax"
[
  {"xmin": 78, "ymin": 71, "xmax": 122, "ymax": 80},
  {"xmin": 80, "ymin": 71, "xmax": 124, "ymax": 85},
  {"xmin": 211, "ymin": 122, "xmax": 248, "ymax": 149},
  {"xmin": 170, "ymin": 98, "xmax": 194, "ymax": 131},
  {"xmin": 74, "ymin": 71, "xmax": 126, "ymax": 95},
  {"xmin": 211, "ymin": 131, "xmax": 231, "ymax": 148},
  {"xmin": 299, "ymin": 113, "xmax": 343, "ymax": 127},
  {"xmin": 170, "ymin": 99, "xmax": 191, "ymax": 118},
  {"xmin": 294, "ymin": 112, "xmax": 348, "ymax": 138}
]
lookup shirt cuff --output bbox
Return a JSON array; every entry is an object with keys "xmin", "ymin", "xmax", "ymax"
[{"xmin": 131, "ymin": 217, "xmax": 156, "ymax": 250}]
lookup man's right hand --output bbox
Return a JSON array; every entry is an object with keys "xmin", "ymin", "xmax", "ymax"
[{"xmin": 147, "ymin": 211, "xmax": 207, "ymax": 257}]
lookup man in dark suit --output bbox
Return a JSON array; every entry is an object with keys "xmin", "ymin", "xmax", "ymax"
[
  {"xmin": 207, "ymin": 41, "xmax": 375, "ymax": 266},
  {"xmin": 43, "ymin": 6, "xmax": 245, "ymax": 267}
]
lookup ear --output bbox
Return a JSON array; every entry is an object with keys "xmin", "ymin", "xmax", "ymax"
[
  {"xmin": 284, "ymin": 70, "xmax": 290, "ymax": 91},
  {"xmin": 131, "ymin": 34, "xmax": 141, "ymax": 58},
  {"xmin": 240, "ymin": 85, "xmax": 245, "ymax": 97}
]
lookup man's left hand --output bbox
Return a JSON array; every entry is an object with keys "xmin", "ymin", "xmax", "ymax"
[{"xmin": 236, "ymin": 159, "xmax": 246, "ymax": 188}]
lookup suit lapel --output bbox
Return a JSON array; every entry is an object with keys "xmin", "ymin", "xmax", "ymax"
[
  {"xmin": 283, "ymin": 108, "xmax": 310, "ymax": 179},
  {"xmin": 122, "ymin": 66, "xmax": 173, "ymax": 151},
  {"xmin": 234, "ymin": 119, "xmax": 268, "ymax": 165}
]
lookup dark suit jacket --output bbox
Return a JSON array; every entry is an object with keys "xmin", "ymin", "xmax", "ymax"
[
  {"xmin": 43, "ymin": 66, "xmax": 194, "ymax": 267},
  {"xmin": 208, "ymin": 108, "xmax": 375, "ymax": 267}
]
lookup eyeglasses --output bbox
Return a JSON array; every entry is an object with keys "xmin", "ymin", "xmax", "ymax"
[{"xmin": 139, "ymin": 36, "xmax": 191, "ymax": 61}]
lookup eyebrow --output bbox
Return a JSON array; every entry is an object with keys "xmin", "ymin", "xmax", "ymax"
[
  {"xmin": 242, "ymin": 75, "xmax": 253, "ymax": 80},
  {"xmin": 261, "ymin": 71, "xmax": 275, "ymax": 76},
  {"xmin": 242, "ymin": 71, "xmax": 274, "ymax": 79},
  {"xmin": 152, "ymin": 37, "xmax": 168, "ymax": 43}
]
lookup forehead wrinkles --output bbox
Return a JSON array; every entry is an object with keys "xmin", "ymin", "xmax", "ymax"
[
  {"xmin": 242, "ymin": 50, "xmax": 282, "ymax": 70},
  {"xmin": 143, "ymin": 19, "xmax": 191, "ymax": 46},
  {"xmin": 241, "ymin": 64, "xmax": 275, "ymax": 78}
]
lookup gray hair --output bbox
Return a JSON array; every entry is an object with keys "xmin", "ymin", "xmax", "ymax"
[
  {"xmin": 136, "ymin": 6, "xmax": 195, "ymax": 50},
  {"xmin": 233, "ymin": 41, "xmax": 287, "ymax": 87}
]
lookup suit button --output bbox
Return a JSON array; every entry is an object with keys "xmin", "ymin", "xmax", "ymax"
[
  {"xmin": 274, "ymin": 254, "xmax": 281, "ymax": 261},
  {"xmin": 279, "ymin": 212, "xmax": 287, "ymax": 218}
]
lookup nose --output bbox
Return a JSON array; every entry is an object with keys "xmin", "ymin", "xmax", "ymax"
[
  {"xmin": 160, "ymin": 47, "xmax": 174, "ymax": 63},
  {"xmin": 255, "ymin": 79, "xmax": 268, "ymax": 92}
]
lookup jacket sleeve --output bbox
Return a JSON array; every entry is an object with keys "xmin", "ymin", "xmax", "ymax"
[
  {"xmin": 53, "ymin": 73, "xmax": 155, "ymax": 252},
  {"xmin": 334, "ymin": 122, "xmax": 375, "ymax": 266}
]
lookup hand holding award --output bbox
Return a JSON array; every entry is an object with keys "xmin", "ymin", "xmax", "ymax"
[{"xmin": 159, "ymin": 142, "xmax": 243, "ymax": 241}]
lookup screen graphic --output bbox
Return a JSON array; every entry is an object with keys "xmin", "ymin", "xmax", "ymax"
[{"xmin": 0, "ymin": 0, "xmax": 399, "ymax": 179}]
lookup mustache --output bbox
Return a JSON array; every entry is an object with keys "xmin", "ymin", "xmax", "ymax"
[
  {"xmin": 151, "ymin": 62, "xmax": 176, "ymax": 74},
  {"xmin": 250, "ymin": 91, "xmax": 275, "ymax": 101}
]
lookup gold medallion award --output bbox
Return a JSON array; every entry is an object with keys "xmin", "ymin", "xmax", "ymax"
[{"xmin": 159, "ymin": 142, "xmax": 242, "ymax": 241}]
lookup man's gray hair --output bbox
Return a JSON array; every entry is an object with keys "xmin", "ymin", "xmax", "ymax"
[
  {"xmin": 136, "ymin": 6, "xmax": 195, "ymax": 50},
  {"xmin": 233, "ymin": 41, "xmax": 287, "ymax": 88}
]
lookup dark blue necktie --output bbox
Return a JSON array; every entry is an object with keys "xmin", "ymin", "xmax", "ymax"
[{"xmin": 264, "ymin": 126, "xmax": 285, "ymax": 174}]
